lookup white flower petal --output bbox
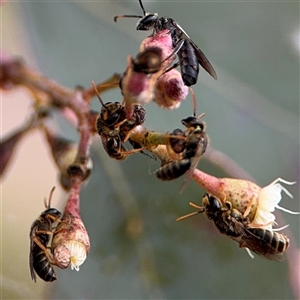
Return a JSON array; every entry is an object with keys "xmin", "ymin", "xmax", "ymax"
[
  {"xmin": 276, "ymin": 205, "xmax": 300, "ymax": 214},
  {"xmin": 245, "ymin": 248, "xmax": 255, "ymax": 259},
  {"xmin": 272, "ymin": 224, "xmax": 289, "ymax": 232},
  {"xmin": 254, "ymin": 178, "xmax": 298, "ymax": 227},
  {"xmin": 64, "ymin": 241, "xmax": 87, "ymax": 271}
]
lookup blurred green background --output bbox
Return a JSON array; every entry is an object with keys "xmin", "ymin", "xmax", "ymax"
[{"xmin": 1, "ymin": 1, "xmax": 299, "ymax": 299}]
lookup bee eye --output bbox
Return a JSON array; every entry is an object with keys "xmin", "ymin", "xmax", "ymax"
[
  {"xmin": 137, "ymin": 14, "xmax": 158, "ymax": 30},
  {"xmin": 106, "ymin": 113, "xmax": 120, "ymax": 126},
  {"xmin": 209, "ymin": 196, "xmax": 221, "ymax": 211},
  {"xmin": 225, "ymin": 201, "xmax": 232, "ymax": 210}
]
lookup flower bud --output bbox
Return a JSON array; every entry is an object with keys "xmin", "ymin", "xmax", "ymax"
[
  {"xmin": 139, "ymin": 29, "xmax": 175, "ymax": 68},
  {"xmin": 192, "ymin": 169, "xmax": 298, "ymax": 229},
  {"xmin": 121, "ymin": 48, "xmax": 165, "ymax": 118},
  {"xmin": 44, "ymin": 128, "xmax": 93, "ymax": 190},
  {"xmin": 51, "ymin": 184, "xmax": 90, "ymax": 271},
  {"xmin": 52, "ymin": 214, "xmax": 90, "ymax": 270},
  {"xmin": 154, "ymin": 69, "xmax": 188, "ymax": 109}
]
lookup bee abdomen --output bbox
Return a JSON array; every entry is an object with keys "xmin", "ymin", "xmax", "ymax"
[
  {"xmin": 249, "ymin": 228, "xmax": 289, "ymax": 253},
  {"xmin": 156, "ymin": 159, "xmax": 191, "ymax": 181},
  {"xmin": 33, "ymin": 249, "xmax": 57, "ymax": 282},
  {"xmin": 179, "ymin": 41, "xmax": 199, "ymax": 87}
]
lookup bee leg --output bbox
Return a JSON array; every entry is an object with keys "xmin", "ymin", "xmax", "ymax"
[
  {"xmin": 35, "ymin": 230, "xmax": 55, "ymax": 235},
  {"xmin": 122, "ymin": 127, "xmax": 137, "ymax": 143},
  {"xmin": 166, "ymin": 142, "xmax": 182, "ymax": 160},
  {"xmin": 159, "ymin": 61, "xmax": 180, "ymax": 79},
  {"xmin": 246, "ymin": 221, "xmax": 273, "ymax": 229},
  {"xmin": 162, "ymin": 39, "xmax": 185, "ymax": 66},
  {"xmin": 242, "ymin": 196, "xmax": 255, "ymax": 218},
  {"xmin": 122, "ymin": 147, "xmax": 145, "ymax": 156},
  {"xmin": 47, "ymin": 214, "xmax": 61, "ymax": 223},
  {"xmin": 33, "ymin": 237, "xmax": 57, "ymax": 265}
]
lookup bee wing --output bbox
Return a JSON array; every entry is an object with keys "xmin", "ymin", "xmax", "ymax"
[
  {"xmin": 190, "ymin": 39, "xmax": 218, "ymax": 80},
  {"xmin": 179, "ymin": 135, "xmax": 207, "ymax": 193},
  {"xmin": 230, "ymin": 221, "xmax": 285, "ymax": 261},
  {"xmin": 29, "ymin": 229, "xmax": 37, "ymax": 282},
  {"xmin": 172, "ymin": 22, "xmax": 217, "ymax": 80}
]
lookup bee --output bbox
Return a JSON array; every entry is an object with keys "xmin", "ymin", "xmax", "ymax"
[
  {"xmin": 155, "ymin": 112, "xmax": 208, "ymax": 184},
  {"xmin": 177, "ymin": 193, "xmax": 290, "ymax": 261},
  {"xmin": 29, "ymin": 187, "xmax": 61, "ymax": 282},
  {"xmin": 114, "ymin": 0, "xmax": 217, "ymax": 86},
  {"xmin": 93, "ymin": 82, "xmax": 145, "ymax": 160},
  {"xmin": 120, "ymin": 47, "xmax": 164, "ymax": 118}
]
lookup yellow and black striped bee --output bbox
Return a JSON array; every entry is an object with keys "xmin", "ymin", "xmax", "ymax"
[
  {"xmin": 155, "ymin": 112, "xmax": 208, "ymax": 183},
  {"xmin": 29, "ymin": 187, "xmax": 61, "ymax": 282},
  {"xmin": 177, "ymin": 193, "xmax": 289, "ymax": 261},
  {"xmin": 93, "ymin": 82, "xmax": 145, "ymax": 160}
]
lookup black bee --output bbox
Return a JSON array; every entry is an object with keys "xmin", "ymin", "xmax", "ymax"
[
  {"xmin": 29, "ymin": 187, "xmax": 61, "ymax": 282},
  {"xmin": 177, "ymin": 193, "xmax": 290, "ymax": 261},
  {"xmin": 155, "ymin": 113, "xmax": 208, "ymax": 182},
  {"xmin": 114, "ymin": 0, "xmax": 217, "ymax": 86},
  {"xmin": 131, "ymin": 46, "xmax": 163, "ymax": 75},
  {"xmin": 93, "ymin": 82, "xmax": 145, "ymax": 160}
]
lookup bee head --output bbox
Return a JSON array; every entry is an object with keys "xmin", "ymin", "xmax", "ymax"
[
  {"xmin": 202, "ymin": 193, "xmax": 222, "ymax": 219},
  {"xmin": 133, "ymin": 47, "xmax": 162, "ymax": 74},
  {"xmin": 137, "ymin": 13, "xmax": 158, "ymax": 30},
  {"xmin": 100, "ymin": 102, "xmax": 124, "ymax": 127},
  {"xmin": 41, "ymin": 208, "xmax": 61, "ymax": 223}
]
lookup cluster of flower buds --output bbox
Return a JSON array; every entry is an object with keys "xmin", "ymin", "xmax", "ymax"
[{"xmin": 120, "ymin": 29, "xmax": 189, "ymax": 116}]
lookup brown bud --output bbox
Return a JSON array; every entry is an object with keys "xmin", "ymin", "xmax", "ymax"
[{"xmin": 44, "ymin": 128, "xmax": 93, "ymax": 190}]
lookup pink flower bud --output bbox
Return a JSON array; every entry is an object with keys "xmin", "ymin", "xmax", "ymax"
[
  {"xmin": 154, "ymin": 69, "xmax": 188, "ymax": 109},
  {"xmin": 51, "ymin": 182, "xmax": 90, "ymax": 270},
  {"xmin": 192, "ymin": 169, "xmax": 298, "ymax": 228},
  {"xmin": 139, "ymin": 29, "xmax": 175, "ymax": 67}
]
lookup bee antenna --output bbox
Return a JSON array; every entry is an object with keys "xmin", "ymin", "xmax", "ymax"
[
  {"xmin": 189, "ymin": 87, "xmax": 197, "ymax": 117},
  {"xmin": 176, "ymin": 202, "xmax": 205, "ymax": 222},
  {"xmin": 45, "ymin": 186, "xmax": 56, "ymax": 209},
  {"xmin": 138, "ymin": 0, "xmax": 146, "ymax": 16},
  {"xmin": 92, "ymin": 81, "xmax": 106, "ymax": 108},
  {"xmin": 176, "ymin": 211, "xmax": 201, "ymax": 222}
]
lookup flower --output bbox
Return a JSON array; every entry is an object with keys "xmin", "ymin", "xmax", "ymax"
[
  {"xmin": 139, "ymin": 29, "xmax": 175, "ymax": 67},
  {"xmin": 51, "ymin": 182, "xmax": 90, "ymax": 270},
  {"xmin": 253, "ymin": 178, "xmax": 299, "ymax": 229},
  {"xmin": 154, "ymin": 69, "xmax": 188, "ymax": 109},
  {"xmin": 52, "ymin": 214, "xmax": 90, "ymax": 271},
  {"xmin": 192, "ymin": 169, "xmax": 298, "ymax": 229}
]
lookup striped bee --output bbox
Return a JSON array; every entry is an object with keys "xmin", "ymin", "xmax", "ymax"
[
  {"xmin": 177, "ymin": 193, "xmax": 289, "ymax": 261},
  {"xmin": 29, "ymin": 187, "xmax": 61, "ymax": 282}
]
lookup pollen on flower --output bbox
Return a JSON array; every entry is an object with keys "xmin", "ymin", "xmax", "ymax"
[
  {"xmin": 253, "ymin": 178, "xmax": 298, "ymax": 229},
  {"xmin": 64, "ymin": 240, "xmax": 87, "ymax": 271}
]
